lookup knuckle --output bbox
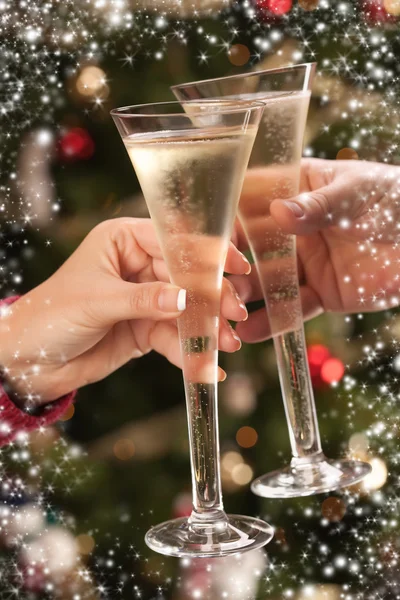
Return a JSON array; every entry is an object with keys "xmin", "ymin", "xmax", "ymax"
[
  {"xmin": 130, "ymin": 285, "xmax": 157, "ymax": 315},
  {"xmin": 90, "ymin": 219, "xmax": 113, "ymax": 238},
  {"xmin": 91, "ymin": 218, "xmax": 139, "ymax": 241},
  {"xmin": 310, "ymin": 190, "xmax": 331, "ymax": 215}
]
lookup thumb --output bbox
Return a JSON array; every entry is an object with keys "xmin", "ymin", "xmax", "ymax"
[
  {"xmin": 270, "ymin": 179, "xmax": 361, "ymax": 235},
  {"xmin": 100, "ymin": 281, "xmax": 187, "ymax": 323}
]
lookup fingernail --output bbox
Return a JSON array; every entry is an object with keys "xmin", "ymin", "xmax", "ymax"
[
  {"xmin": 241, "ymin": 254, "xmax": 252, "ymax": 274},
  {"xmin": 235, "ymin": 293, "xmax": 248, "ymax": 320},
  {"xmin": 159, "ymin": 287, "xmax": 186, "ymax": 312},
  {"xmin": 232, "ymin": 279, "xmax": 251, "ymax": 304},
  {"xmin": 219, "ymin": 368, "xmax": 227, "ymax": 382},
  {"xmin": 177, "ymin": 289, "xmax": 187, "ymax": 311},
  {"xmin": 284, "ymin": 201, "xmax": 305, "ymax": 218},
  {"xmin": 230, "ymin": 324, "xmax": 242, "ymax": 349}
]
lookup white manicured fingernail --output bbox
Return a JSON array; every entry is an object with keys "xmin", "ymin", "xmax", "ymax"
[
  {"xmin": 177, "ymin": 289, "xmax": 187, "ymax": 311},
  {"xmin": 158, "ymin": 287, "xmax": 186, "ymax": 313}
]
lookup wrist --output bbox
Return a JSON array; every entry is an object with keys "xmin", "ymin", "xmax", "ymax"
[
  {"xmin": 0, "ymin": 297, "xmax": 68, "ymax": 405},
  {"xmin": 0, "ymin": 360, "xmax": 72, "ymax": 406}
]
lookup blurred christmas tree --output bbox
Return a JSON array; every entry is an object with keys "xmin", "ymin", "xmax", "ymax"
[{"xmin": 1, "ymin": 0, "xmax": 400, "ymax": 598}]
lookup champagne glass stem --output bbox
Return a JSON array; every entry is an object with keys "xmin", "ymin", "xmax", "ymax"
[
  {"xmin": 273, "ymin": 327, "xmax": 323, "ymax": 462},
  {"xmin": 178, "ymin": 306, "xmax": 227, "ymax": 525}
]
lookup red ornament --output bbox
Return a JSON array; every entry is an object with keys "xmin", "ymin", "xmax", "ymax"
[
  {"xmin": 269, "ymin": 0, "xmax": 292, "ymax": 14},
  {"xmin": 256, "ymin": 0, "xmax": 292, "ymax": 18},
  {"xmin": 58, "ymin": 127, "xmax": 95, "ymax": 162},
  {"xmin": 307, "ymin": 344, "xmax": 331, "ymax": 380}
]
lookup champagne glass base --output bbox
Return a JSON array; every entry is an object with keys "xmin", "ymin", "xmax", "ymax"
[
  {"xmin": 251, "ymin": 457, "xmax": 372, "ymax": 499},
  {"xmin": 145, "ymin": 514, "xmax": 274, "ymax": 558}
]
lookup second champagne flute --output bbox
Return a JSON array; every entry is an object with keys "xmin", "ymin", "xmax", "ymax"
[
  {"xmin": 172, "ymin": 64, "xmax": 371, "ymax": 498},
  {"xmin": 111, "ymin": 100, "xmax": 273, "ymax": 557}
]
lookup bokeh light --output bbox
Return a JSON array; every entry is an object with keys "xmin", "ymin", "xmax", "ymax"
[
  {"xmin": 76, "ymin": 65, "xmax": 108, "ymax": 98},
  {"xmin": 231, "ymin": 463, "xmax": 254, "ymax": 486},
  {"xmin": 298, "ymin": 0, "xmax": 319, "ymax": 10},
  {"xmin": 320, "ymin": 358, "xmax": 345, "ymax": 384},
  {"xmin": 383, "ymin": 0, "xmax": 400, "ymax": 16},
  {"xmin": 336, "ymin": 148, "xmax": 359, "ymax": 160},
  {"xmin": 228, "ymin": 44, "xmax": 250, "ymax": 66},
  {"xmin": 362, "ymin": 458, "xmax": 388, "ymax": 492},
  {"xmin": 76, "ymin": 533, "xmax": 95, "ymax": 555},
  {"xmin": 236, "ymin": 426, "xmax": 258, "ymax": 448},
  {"xmin": 59, "ymin": 404, "xmax": 75, "ymax": 422},
  {"xmin": 321, "ymin": 497, "xmax": 346, "ymax": 522},
  {"xmin": 113, "ymin": 439, "xmax": 135, "ymax": 460}
]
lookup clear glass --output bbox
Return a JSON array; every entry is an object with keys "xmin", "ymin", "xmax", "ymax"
[
  {"xmin": 172, "ymin": 65, "xmax": 371, "ymax": 498},
  {"xmin": 111, "ymin": 101, "xmax": 274, "ymax": 555}
]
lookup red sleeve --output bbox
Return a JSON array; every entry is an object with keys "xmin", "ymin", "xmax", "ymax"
[{"xmin": 0, "ymin": 296, "xmax": 76, "ymax": 446}]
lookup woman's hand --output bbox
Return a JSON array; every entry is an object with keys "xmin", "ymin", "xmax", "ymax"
[
  {"xmin": 231, "ymin": 158, "xmax": 400, "ymax": 342},
  {"xmin": 0, "ymin": 218, "xmax": 250, "ymax": 403}
]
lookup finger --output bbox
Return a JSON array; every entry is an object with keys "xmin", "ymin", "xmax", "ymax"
[
  {"xmin": 91, "ymin": 218, "xmax": 163, "ymax": 280},
  {"xmin": 269, "ymin": 186, "xmax": 343, "ymax": 235},
  {"xmin": 119, "ymin": 218, "xmax": 163, "ymax": 260},
  {"xmin": 145, "ymin": 258, "xmax": 170, "ymax": 284},
  {"xmin": 133, "ymin": 256, "xmax": 167, "ymax": 284},
  {"xmin": 145, "ymin": 321, "xmax": 227, "ymax": 381},
  {"xmin": 269, "ymin": 161, "xmax": 385, "ymax": 235},
  {"xmin": 229, "ymin": 270, "xmax": 264, "ymax": 304},
  {"xmin": 221, "ymin": 279, "xmax": 248, "ymax": 322},
  {"xmin": 231, "ymin": 217, "xmax": 250, "ymax": 253},
  {"xmin": 219, "ymin": 318, "xmax": 241, "ymax": 352},
  {"xmin": 235, "ymin": 286, "xmax": 323, "ymax": 343},
  {"xmin": 225, "ymin": 242, "xmax": 251, "ymax": 275},
  {"xmin": 98, "ymin": 281, "xmax": 187, "ymax": 324}
]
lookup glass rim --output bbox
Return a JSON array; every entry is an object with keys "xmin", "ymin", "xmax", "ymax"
[
  {"xmin": 170, "ymin": 62, "xmax": 317, "ymax": 92},
  {"xmin": 110, "ymin": 98, "xmax": 269, "ymax": 119}
]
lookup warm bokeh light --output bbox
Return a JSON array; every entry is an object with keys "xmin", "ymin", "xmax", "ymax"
[
  {"xmin": 113, "ymin": 439, "xmax": 135, "ymax": 460},
  {"xmin": 321, "ymin": 497, "xmax": 346, "ymax": 522},
  {"xmin": 231, "ymin": 463, "xmax": 254, "ymax": 486},
  {"xmin": 59, "ymin": 404, "xmax": 75, "ymax": 422},
  {"xmin": 362, "ymin": 457, "xmax": 388, "ymax": 492},
  {"xmin": 76, "ymin": 65, "xmax": 108, "ymax": 97},
  {"xmin": 297, "ymin": 584, "xmax": 341, "ymax": 599},
  {"xmin": 236, "ymin": 426, "xmax": 258, "ymax": 448},
  {"xmin": 221, "ymin": 451, "xmax": 243, "ymax": 471},
  {"xmin": 384, "ymin": 0, "xmax": 400, "ymax": 15},
  {"xmin": 336, "ymin": 147, "xmax": 359, "ymax": 160},
  {"xmin": 76, "ymin": 533, "xmax": 95, "ymax": 555},
  {"xmin": 298, "ymin": 0, "xmax": 319, "ymax": 10},
  {"xmin": 349, "ymin": 432, "xmax": 369, "ymax": 456},
  {"xmin": 228, "ymin": 44, "xmax": 250, "ymax": 66},
  {"xmin": 221, "ymin": 451, "xmax": 254, "ymax": 488},
  {"xmin": 222, "ymin": 372, "xmax": 257, "ymax": 416},
  {"xmin": 320, "ymin": 358, "xmax": 345, "ymax": 384}
]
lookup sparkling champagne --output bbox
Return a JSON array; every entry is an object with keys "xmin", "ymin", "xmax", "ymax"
[
  {"xmin": 125, "ymin": 126, "xmax": 256, "ymax": 509},
  {"xmin": 239, "ymin": 92, "xmax": 320, "ymax": 456}
]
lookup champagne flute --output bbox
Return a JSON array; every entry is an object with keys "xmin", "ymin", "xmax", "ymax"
[
  {"xmin": 111, "ymin": 100, "xmax": 274, "ymax": 557},
  {"xmin": 172, "ymin": 65, "xmax": 371, "ymax": 498}
]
